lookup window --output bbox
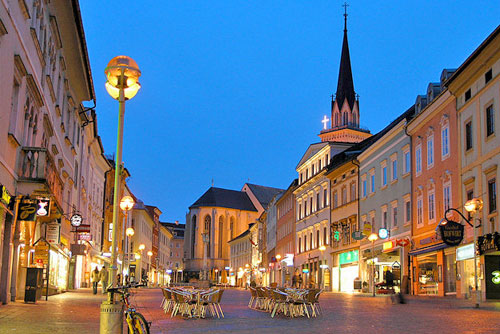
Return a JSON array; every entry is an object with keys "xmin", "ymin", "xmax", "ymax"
[
  {"xmin": 416, "ymin": 145, "xmax": 422, "ymax": 175},
  {"xmin": 370, "ymin": 173, "xmax": 375, "ymax": 193},
  {"xmin": 362, "ymin": 179, "xmax": 367, "ymax": 198},
  {"xmin": 486, "ymin": 105, "xmax": 495, "ymax": 137},
  {"xmin": 333, "ymin": 191, "xmax": 338, "ymax": 209},
  {"xmin": 300, "ymin": 173, "xmax": 303, "ymax": 184},
  {"xmin": 306, "ymin": 169, "xmax": 309, "ymax": 180},
  {"xmin": 443, "ymin": 182, "xmax": 451, "ymax": 212},
  {"xmin": 9, "ymin": 80, "xmax": 20, "ymax": 135},
  {"xmin": 382, "ymin": 166, "xmax": 387, "ymax": 186},
  {"xmin": 312, "ymin": 165, "xmax": 315, "ymax": 175},
  {"xmin": 441, "ymin": 125, "xmax": 449, "ymax": 158},
  {"xmin": 341, "ymin": 187, "xmax": 347, "ymax": 205},
  {"xmin": 417, "ymin": 196, "xmax": 423, "ymax": 226},
  {"xmin": 392, "ymin": 159, "xmax": 397, "ymax": 181},
  {"xmin": 319, "ymin": 160, "xmax": 322, "ymax": 171},
  {"xmin": 310, "ymin": 232, "xmax": 313, "ymax": 250},
  {"xmin": 382, "ymin": 209, "xmax": 388, "ymax": 229},
  {"xmin": 326, "ymin": 154, "xmax": 329, "ymax": 165},
  {"xmin": 323, "ymin": 226, "xmax": 327, "ymax": 245},
  {"xmin": 427, "ymin": 135, "xmax": 434, "ymax": 168},
  {"xmin": 304, "ymin": 199, "xmax": 307, "ymax": 216},
  {"xmin": 323, "ymin": 188, "xmax": 328, "ymax": 207},
  {"xmin": 404, "ymin": 150, "xmax": 410, "ymax": 174},
  {"xmin": 298, "ymin": 203, "xmax": 302, "ymax": 219},
  {"xmin": 316, "ymin": 230, "xmax": 320, "ymax": 248},
  {"xmin": 485, "ymin": 69, "xmax": 493, "ymax": 84},
  {"xmin": 310, "ymin": 197, "xmax": 313, "ymax": 213},
  {"xmin": 488, "ymin": 178, "xmax": 497, "ymax": 214},
  {"xmin": 465, "ymin": 121, "xmax": 473, "ymax": 150},
  {"xmin": 316, "ymin": 192, "xmax": 320, "ymax": 210},
  {"xmin": 465, "ymin": 89, "xmax": 471, "ymax": 101},
  {"xmin": 298, "ymin": 237, "xmax": 301, "ymax": 253},
  {"xmin": 392, "ymin": 205, "xmax": 398, "ymax": 227},
  {"xmin": 428, "ymin": 191, "xmax": 435, "ymax": 222},
  {"xmin": 405, "ymin": 200, "xmax": 411, "ymax": 224},
  {"xmin": 350, "ymin": 182, "xmax": 356, "ymax": 201}
]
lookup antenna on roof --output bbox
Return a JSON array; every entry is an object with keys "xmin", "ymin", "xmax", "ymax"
[{"xmin": 211, "ymin": 179, "xmax": 214, "ymax": 187}]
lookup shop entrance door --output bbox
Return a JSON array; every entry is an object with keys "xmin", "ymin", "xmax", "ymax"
[
  {"xmin": 340, "ymin": 265, "xmax": 359, "ymax": 292},
  {"xmin": 485, "ymin": 255, "xmax": 500, "ymax": 299}
]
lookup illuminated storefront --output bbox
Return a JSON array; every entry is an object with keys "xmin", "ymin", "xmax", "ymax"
[
  {"xmin": 332, "ymin": 249, "xmax": 359, "ymax": 292},
  {"xmin": 49, "ymin": 249, "xmax": 69, "ymax": 291}
]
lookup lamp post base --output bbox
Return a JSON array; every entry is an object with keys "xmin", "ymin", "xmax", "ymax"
[{"xmin": 100, "ymin": 300, "xmax": 123, "ymax": 334}]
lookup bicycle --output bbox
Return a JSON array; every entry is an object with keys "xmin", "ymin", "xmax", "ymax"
[{"xmin": 107, "ymin": 283, "xmax": 150, "ymax": 334}]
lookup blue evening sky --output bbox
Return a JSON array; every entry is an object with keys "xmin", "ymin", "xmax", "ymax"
[{"xmin": 79, "ymin": 1, "xmax": 500, "ymax": 222}]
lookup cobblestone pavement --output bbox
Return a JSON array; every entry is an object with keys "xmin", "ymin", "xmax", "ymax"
[{"xmin": 1, "ymin": 288, "xmax": 500, "ymax": 333}]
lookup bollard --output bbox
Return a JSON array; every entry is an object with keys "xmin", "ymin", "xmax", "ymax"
[{"xmin": 100, "ymin": 300, "xmax": 123, "ymax": 334}]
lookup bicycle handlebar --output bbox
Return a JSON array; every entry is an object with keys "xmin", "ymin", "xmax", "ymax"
[{"xmin": 107, "ymin": 283, "xmax": 146, "ymax": 294}]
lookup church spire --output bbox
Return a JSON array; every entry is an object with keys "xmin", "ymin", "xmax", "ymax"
[{"xmin": 335, "ymin": 2, "xmax": 356, "ymax": 111}]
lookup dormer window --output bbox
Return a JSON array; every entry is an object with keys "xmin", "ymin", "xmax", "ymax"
[
  {"xmin": 465, "ymin": 89, "xmax": 471, "ymax": 102},
  {"xmin": 485, "ymin": 69, "xmax": 493, "ymax": 84}
]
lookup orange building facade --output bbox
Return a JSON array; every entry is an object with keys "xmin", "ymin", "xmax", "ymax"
[{"xmin": 407, "ymin": 86, "xmax": 460, "ymax": 297}]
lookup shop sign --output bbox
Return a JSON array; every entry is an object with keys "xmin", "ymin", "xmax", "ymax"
[
  {"xmin": 46, "ymin": 223, "xmax": 60, "ymax": 244},
  {"xmin": 456, "ymin": 244, "xmax": 475, "ymax": 261},
  {"xmin": 77, "ymin": 224, "xmax": 90, "ymax": 233},
  {"xmin": 339, "ymin": 250, "xmax": 359, "ymax": 265},
  {"xmin": 492, "ymin": 271, "xmax": 500, "ymax": 285},
  {"xmin": 71, "ymin": 214, "xmax": 83, "ymax": 227},
  {"xmin": 36, "ymin": 198, "xmax": 51, "ymax": 216},
  {"xmin": 352, "ymin": 231, "xmax": 365, "ymax": 240},
  {"xmin": 34, "ymin": 240, "xmax": 49, "ymax": 266},
  {"xmin": 378, "ymin": 228, "xmax": 389, "ymax": 239},
  {"xmin": 17, "ymin": 197, "xmax": 37, "ymax": 221},
  {"xmin": 333, "ymin": 231, "xmax": 340, "ymax": 241},
  {"xmin": 383, "ymin": 241, "xmax": 395, "ymax": 251},
  {"xmin": 439, "ymin": 220, "xmax": 464, "ymax": 246},
  {"xmin": 78, "ymin": 233, "xmax": 92, "ymax": 241},
  {"xmin": 477, "ymin": 233, "xmax": 500, "ymax": 255},
  {"xmin": 108, "ymin": 223, "xmax": 113, "ymax": 242},
  {"xmin": 283, "ymin": 253, "xmax": 294, "ymax": 267},
  {"xmin": 363, "ymin": 222, "xmax": 372, "ymax": 236},
  {"xmin": 0, "ymin": 185, "xmax": 11, "ymax": 206},
  {"xmin": 396, "ymin": 239, "xmax": 410, "ymax": 247}
]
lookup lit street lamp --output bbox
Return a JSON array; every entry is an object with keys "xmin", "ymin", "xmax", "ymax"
[
  {"xmin": 147, "ymin": 250, "xmax": 153, "ymax": 285},
  {"xmin": 121, "ymin": 196, "xmax": 135, "ymax": 282},
  {"xmin": 368, "ymin": 233, "xmax": 379, "ymax": 297},
  {"xmin": 101, "ymin": 55, "xmax": 141, "ymax": 334},
  {"xmin": 464, "ymin": 198, "xmax": 483, "ymax": 308}
]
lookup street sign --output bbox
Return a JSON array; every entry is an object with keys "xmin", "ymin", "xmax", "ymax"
[
  {"xmin": 363, "ymin": 222, "xmax": 372, "ymax": 236},
  {"xmin": 352, "ymin": 231, "xmax": 364, "ymax": 240}
]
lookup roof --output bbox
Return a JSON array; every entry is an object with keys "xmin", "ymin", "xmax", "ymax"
[
  {"xmin": 334, "ymin": 23, "xmax": 356, "ymax": 111},
  {"xmin": 445, "ymin": 25, "xmax": 500, "ymax": 87},
  {"xmin": 160, "ymin": 222, "xmax": 185, "ymax": 238},
  {"xmin": 190, "ymin": 187, "xmax": 257, "ymax": 212},
  {"xmin": 244, "ymin": 183, "xmax": 285, "ymax": 210},
  {"xmin": 228, "ymin": 223, "xmax": 255, "ymax": 243},
  {"xmin": 296, "ymin": 142, "xmax": 330, "ymax": 169},
  {"xmin": 327, "ymin": 105, "xmax": 416, "ymax": 172}
]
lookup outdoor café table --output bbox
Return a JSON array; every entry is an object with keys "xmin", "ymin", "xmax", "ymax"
[{"xmin": 182, "ymin": 289, "xmax": 211, "ymax": 318}]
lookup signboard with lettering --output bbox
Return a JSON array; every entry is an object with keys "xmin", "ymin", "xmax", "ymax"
[
  {"xmin": 17, "ymin": 197, "xmax": 37, "ymax": 221},
  {"xmin": 352, "ymin": 231, "xmax": 364, "ymax": 240},
  {"xmin": 456, "ymin": 244, "xmax": 475, "ymax": 261},
  {"xmin": 78, "ymin": 233, "xmax": 92, "ymax": 241},
  {"xmin": 46, "ymin": 223, "xmax": 60, "ymax": 245},
  {"xmin": 478, "ymin": 233, "xmax": 500, "ymax": 255},
  {"xmin": 363, "ymin": 222, "xmax": 372, "ymax": 236},
  {"xmin": 34, "ymin": 240, "xmax": 49, "ymax": 266},
  {"xmin": 36, "ymin": 198, "xmax": 51, "ymax": 216},
  {"xmin": 77, "ymin": 224, "xmax": 91, "ymax": 233},
  {"xmin": 439, "ymin": 221, "xmax": 464, "ymax": 246}
]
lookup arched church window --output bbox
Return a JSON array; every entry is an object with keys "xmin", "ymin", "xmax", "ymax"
[
  {"xmin": 343, "ymin": 112, "xmax": 348, "ymax": 126},
  {"xmin": 204, "ymin": 215, "xmax": 211, "ymax": 256},
  {"xmin": 191, "ymin": 215, "xmax": 197, "ymax": 258},
  {"xmin": 218, "ymin": 216, "xmax": 224, "ymax": 258},
  {"xmin": 230, "ymin": 217, "xmax": 235, "ymax": 240},
  {"xmin": 352, "ymin": 113, "xmax": 356, "ymax": 127},
  {"xmin": 335, "ymin": 113, "xmax": 339, "ymax": 127}
]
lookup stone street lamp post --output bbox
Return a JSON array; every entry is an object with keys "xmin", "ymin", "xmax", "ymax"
[
  {"xmin": 368, "ymin": 233, "xmax": 379, "ymax": 297},
  {"xmin": 464, "ymin": 198, "xmax": 483, "ymax": 308}
]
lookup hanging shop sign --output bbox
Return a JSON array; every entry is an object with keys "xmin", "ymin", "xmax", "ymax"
[
  {"xmin": 339, "ymin": 250, "xmax": 359, "ymax": 265},
  {"xmin": 70, "ymin": 214, "xmax": 83, "ymax": 227},
  {"xmin": 78, "ymin": 233, "xmax": 92, "ymax": 241},
  {"xmin": 378, "ymin": 228, "xmax": 389, "ymax": 239},
  {"xmin": 333, "ymin": 230, "xmax": 340, "ymax": 242},
  {"xmin": 363, "ymin": 222, "xmax": 372, "ymax": 236},
  {"xmin": 0, "ymin": 185, "xmax": 11, "ymax": 206},
  {"xmin": 302, "ymin": 268, "xmax": 309, "ymax": 273},
  {"xmin": 352, "ymin": 231, "xmax": 365, "ymax": 240},
  {"xmin": 383, "ymin": 241, "xmax": 395, "ymax": 251},
  {"xmin": 492, "ymin": 271, "xmax": 500, "ymax": 285},
  {"xmin": 456, "ymin": 244, "xmax": 475, "ymax": 261},
  {"xmin": 477, "ymin": 233, "xmax": 500, "ymax": 255},
  {"xmin": 283, "ymin": 254, "xmax": 294, "ymax": 267},
  {"xmin": 17, "ymin": 197, "xmax": 37, "ymax": 221},
  {"xmin": 77, "ymin": 224, "xmax": 90, "ymax": 233},
  {"xmin": 36, "ymin": 198, "xmax": 51, "ymax": 216},
  {"xmin": 439, "ymin": 220, "xmax": 464, "ymax": 246},
  {"xmin": 46, "ymin": 223, "xmax": 60, "ymax": 244}
]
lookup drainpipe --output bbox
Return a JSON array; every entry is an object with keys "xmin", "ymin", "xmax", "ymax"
[{"xmin": 404, "ymin": 119, "xmax": 412, "ymax": 295}]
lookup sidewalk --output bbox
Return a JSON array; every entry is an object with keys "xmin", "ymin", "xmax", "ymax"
[{"xmin": 0, "ymin": 288, "xmax": 106, "ymax": 334}]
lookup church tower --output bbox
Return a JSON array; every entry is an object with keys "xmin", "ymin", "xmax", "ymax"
[{"xmin": 319, "ymin": 5, "xmax": 371, "ymax": 143}]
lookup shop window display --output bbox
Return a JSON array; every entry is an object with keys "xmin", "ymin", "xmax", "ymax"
[{"xmin": 418, "ymin": 255, "xmax": 438, "ymax": 295}]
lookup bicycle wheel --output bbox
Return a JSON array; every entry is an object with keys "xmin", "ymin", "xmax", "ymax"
[{"xmin": 131, "ymin": 312, "xmax": 150, "ymax": 334}]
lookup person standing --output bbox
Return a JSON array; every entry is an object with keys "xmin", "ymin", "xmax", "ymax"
[
  {"xmin": 100, "ymin": 264, "xmax": 109, "ymax": 294},
  {"xmin": 91, "ymin": 267, "xmax": 100, "ymax": 295}
]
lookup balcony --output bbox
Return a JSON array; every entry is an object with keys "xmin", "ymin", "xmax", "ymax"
[{"xmin": 17, "ymin": 147, "xmax": 64, "ymax": 211}]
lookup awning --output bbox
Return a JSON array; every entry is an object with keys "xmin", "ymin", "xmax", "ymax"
[{"xmin": 409, "ymin": 242, "xmax": 448, "ymax": 256}]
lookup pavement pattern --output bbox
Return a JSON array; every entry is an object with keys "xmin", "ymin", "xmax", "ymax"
[{"xmin": 1, "ymin": 288, "xmax": 500, "ymax": 333}]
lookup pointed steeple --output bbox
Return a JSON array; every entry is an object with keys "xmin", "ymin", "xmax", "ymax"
[{"xmin": 335, "ymin": 4, "xmax": 356, "ymax": 111}]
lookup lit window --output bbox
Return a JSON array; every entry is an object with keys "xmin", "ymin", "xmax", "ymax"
[
  {"xmin": 427, "ymin": 135, "xmax": 434, "ymax": 168},
  {"xmin": 416, "ymin": 145, "xmax": 422, "ymax": 175},
  {"xmin": 441, "ymin": 125, "xmax": 449, "ymax": 158}
]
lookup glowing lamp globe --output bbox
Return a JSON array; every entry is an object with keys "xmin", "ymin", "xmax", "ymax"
[
  {"xmin": 120, "ymin": 196, "xmax": 135, "ymax": 211},
  {"xmin": 135, "ymin": 253, "xmax": 141, "ymax": 260},
  {"xmin": 104, "ymin": 56, "xmax": 141, "ymax": 100},
  {"xmin": 139, "ymin": 244, "xmax": 145, "ymax": 251},
  {"xmin": 147, "ymin": 251, "xmax": 153, "ymax": 257},
  {"xmin": 368, "ymin": 233, "xmax": 379, "ymax": 242},
  {"xmin": 464, "ymin": 198, "xmax": 483, "ymax": 213},
  {"xmin": 126, "ymin": 227, "xmax": 135, "ymax": 237},
  {"xmin": 319, "ymin": 245, "xmax": 326, "ymax": 251},
  {"xmin": 275, "ymin": 254, "xmax": 282, "ymax": 260}
]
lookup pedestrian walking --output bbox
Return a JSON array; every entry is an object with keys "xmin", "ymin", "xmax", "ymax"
[
  {"xmin": 292, "ymin": 274, "xmax": 297, "ymax": 288},
  {"xmin": 298, "ymin": 275, "xmax": 303, "ymax": 288},
  {"xmin": 99, "ymin": 265, "xmax": 109, "ymax": 294},
  {"xmin": 91, "ymin": 267, "xmax": 100, "ymax": 295}
]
